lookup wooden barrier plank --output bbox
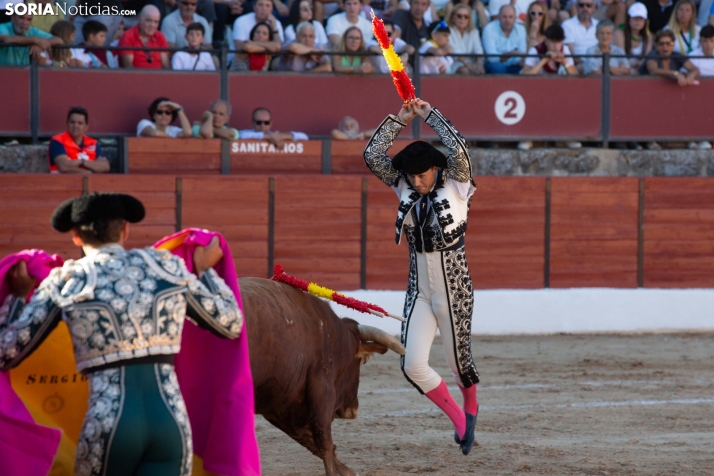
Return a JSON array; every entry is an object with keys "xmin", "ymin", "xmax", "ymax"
[
  {"xmin": 230, "ymin": 140, "xmax": 322, "ymax": 174},
  {"xmin": 331, "ymin": 139, "xmax": 412, "ymax": 174},
  {"xmin": 127, "ymin": 138, "xmax": 222, "ymax": 175}
]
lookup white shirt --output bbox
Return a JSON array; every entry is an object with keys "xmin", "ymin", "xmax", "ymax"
[
  {"xmin": 325, "ymin": 12, "xmax": 374, "ymax": 43},
  {"xmin": 449, "ymin": 27, "xmax": 483, "ymax": 55},
  {"xmin": 664, "ymin": 24, "xmax": 701, "ymax": 55},
  {"xmin": 239, "ymin": 130, "xmax": 309, "ymax": 141},
  {"xmin": 419, "ymin": 40, "xmax": 454, "ymax": 74},
  {"xmin": 368, "ymin": 37, "xmax": 408, "ymax": 73},
  {"xmin": 137, "ymin": 119, "xmax": 183, "ymax": 138},
  {"xmin": 284, "ymin": 21, "xmax": 329, "ymax": 49},
  {"xmin": 488, "ymin": 0, "xmax": 531, "ymax": 24},
  {"xmin": 160, "ymin": 10, "xmax": 212, "ymax": 48},
  {"xmin": 689, "ymin": 47, "xmax": 714, "ymax": 76},
  {"xmin": 562, "ymin": 16, "xmax": 599, "ymax": 56},
  {"xmin": 171, "ymin": 51, "xmax": 216, "ymax": 70},
  {"xmin": 232, "ymin": 12, "xmax": 285, "ymax": 43},
  {"xmin": 73, "ymin": 49, "xmax": 104, "ymax": 67}
]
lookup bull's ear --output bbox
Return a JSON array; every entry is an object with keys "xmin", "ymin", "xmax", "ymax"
[{"xmin": 356, "ymin": 342, "xmax": 388, "ymax": 364}]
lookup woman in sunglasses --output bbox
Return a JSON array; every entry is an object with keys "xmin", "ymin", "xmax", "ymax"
[
  {"xmin": 447, "ymin": 4, "xmax": 485, "ymax": 74},
  {"xmin": 444, "ymin": 0, "xmax": 490, "ymax": 29},
  {"xmin": 640, "ymin": 29, "xmax": 699, "ymax": 84},
  {"xmin": 525, "ymin": 0, "xmax": 551, "ymax": 49},
  {"xmin": 138, "ymin": 97, "xmax": 193, "ymax": 138}
]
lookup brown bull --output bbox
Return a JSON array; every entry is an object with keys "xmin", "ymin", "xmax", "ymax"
[{"xmin": 240, "ymin": 277, "xmax": 406, "ymax": 476}]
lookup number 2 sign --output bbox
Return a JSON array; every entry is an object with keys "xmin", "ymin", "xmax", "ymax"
[{"xmin": 494, "ymin": 91, "xmax": 526, "ymax": 125}]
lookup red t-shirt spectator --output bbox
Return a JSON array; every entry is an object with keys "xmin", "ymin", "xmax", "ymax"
[{"xmin": 117, "ymin": 24, "xmax": 168, "ymax": 69}]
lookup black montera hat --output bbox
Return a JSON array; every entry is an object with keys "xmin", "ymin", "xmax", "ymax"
[
  {"xmin": 51, "ymin": 192, "xmax": 146, "ymax": 232},
  {"xmin": 392, "ymin": 141, "xmax": 447, "ymax": 175}
]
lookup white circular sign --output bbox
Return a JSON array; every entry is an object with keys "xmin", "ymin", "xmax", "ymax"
[{"xmin": 494, "ymin": 91, "xmax": 526, "ymax": 125}]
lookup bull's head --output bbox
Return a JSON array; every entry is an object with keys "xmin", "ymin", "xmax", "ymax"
[{"xmin": 335, "ymin": 323, "xmax": 407, "ymax": 420}]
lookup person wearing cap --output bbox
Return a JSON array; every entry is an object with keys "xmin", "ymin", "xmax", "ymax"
[
  {"xmin": 614, "ymin": 2, "xmax": 653, "ymax": 72},
  {"xmin": 363, "ymin": 98, "xmax": 479, "ymax": 456},
  {"xmin": 0, "ymin": 192, "xmax": 243, "ymax": 475},
  {"xmin": 419, "ymin": 21, "xmax": 455, "ymax": 74}
]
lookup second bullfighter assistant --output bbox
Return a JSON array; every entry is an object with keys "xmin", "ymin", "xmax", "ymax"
[{"xmin": 363, "ymin": 98, "xmax": 479, "ymax": 455}]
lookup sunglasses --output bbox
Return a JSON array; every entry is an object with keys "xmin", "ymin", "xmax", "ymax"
[
  {"xmin": 530, "ymin": 10, "xmax": 544, "ymax": 16},
  {"xmin": 254, "ymin": 120, "xmax": 271, "ymax": 125},
  {"xmin": 578, "ymin": 3, "xmax": 594, "ymax": 7},
  {"xmin": 182, "ymin": 1, "xmax": 197, "ymax": 5},
  {"xmin": 144, "ymin": 50, "xmax": 153, "ymax": 63},
  {"xmin": 455, "ymin": 13, "xmax": 469, "ymax": 19},
  {"xmin": 155, "ymin": 109, "xmax": 173, "ymax": 115},
  {"xmin": 657, "ymin": 41, "xmax": 673, "ymax": 46}
]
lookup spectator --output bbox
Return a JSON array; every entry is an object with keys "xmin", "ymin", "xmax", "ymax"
[
  {"xmin": 49, "ymin": 107, "xmax": 111, "ymax": 174},
  {"xmin": 664, "ymin": 0, "xmax": 700, "ymax": 54},
  {"xmin": 284, "ymin": 0, "xmax": 329, "ymax": 48},
  {"xmin": 419, "ymin": 21, "xmax": 455, "ymax": 73},
  {"xmin": 44, "ymin": 20, "xmax": 84, "ymax": 67},
  {"xmin": 233, "ymin": 0, "xmax": 285, "ymax": 52},
  {"xmin": 138, "ymin": 97, "xmax": 192, "ymax": 137},
  {"xmin": 393, "ymin": 0, "xmax": 431, "ymax": 58},
  {"xmin": 364, "ymin": 0, "xmax": 400, "ymax": 19},
  {"xmin": 583, "ymin": 19, "xmax": 631, "ymax": 74},
  {"xmin": 118, "ymin": 5, "xmax": 170, "ymax": 68},
  {"xmin": 326, "ymin": 0, "xmax": 373, "ymax": 47},
  {"xmin": 73, "ymin": 0, "xmax": 123, "ymax": 46},
  {"xmin": 643, "ymin": 0, "xmax": 675, "ymax": 33},
  {"xmin": 487, "ymin": 0, "xmax": 532, "ymax": 23},
  {"xmin": 172, "ymin": 23, "xmax": 218, "ymax": 69},
  {"xmin": 156, "ymin": 0, "xmax": 219, "ymax": 28},
  {"xmin": 613, "ymin": 2, "xmax": 652, "ymax": 72},
  {"xmin": 562, "ymin": 0, "xmax": 599, "ymax": 59},
  {"xmin": 161, "ymin": 0, "xmax": 213, "ymax": 49},
  {"xmin": 566, "ymin": 0, "xmax": 625, "ymax": 26},
  {"xmin": 447, "ymin": 4, "xmax": 485, "ymax": 74},
  {"xmin": 332, "ymin": 26, "xmax": 376, "ymax": 73},
  {"xmin": 213, "ymin": 0, "xmax": 246, "ymax": 48},
  {"xmin": 279, "ymin": 21, "xmax": 332, "ymax": 71},
  {"xmin": 522, "ymin": 24, "xmax": 577, "ymax": 75},
  {"xmin": 689, "ymin": 24, "xmax": 714, "ymax": 76},
  {"xmin": 0, "ymin": 12, "xmax": 61, "ymax": 65},
  {"xmin": 367, "ymin": 19, "xmax": 414, "ymax": 73},
  {"xmin": 230, "ymin": 21, "xmax": 279, "ymax": 70},
  {"xmin": 331, "ymin": 115, "xmax": 376, "ymax": 140},
  {"xmin": 26, "ymin": 0, "xmax": 64, "ymax": 34},
  {"xmin": 239, "ymin": 107, "xmax": 309, "ymax": 149},
  {"xmin": 195, "ymin": 99, "xmax": 240, "ymax": 140},
  {"xmin": 445, "ymin": 0, "xmax": 490, "ymax": 30},
  {"xmin": 75, "ymin": 20, "xmax": 108, "ymax": 67},
  {"xmin": 482, "ymin": 5, "xmax": 527, "ymax": 74},
  {"xmin": 640, "ymin": 29, "xmax": 699, "ymax": 79},
  {"xmin": 525, "ymin": 0, "xmax": 551, "ymax": 49}
]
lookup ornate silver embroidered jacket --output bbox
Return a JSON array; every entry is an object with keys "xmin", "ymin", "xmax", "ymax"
[
  {"xmin": 0, "ymin": 244, "xmax": 242, "ymax": 372},
  {"xmin": 363, "ymin": 108, "xmax": 476, "ymax": 253}
]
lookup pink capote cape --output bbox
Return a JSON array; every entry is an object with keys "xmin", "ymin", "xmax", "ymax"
[
  {"xmin": 0, "ymin": 250, "xmax": 64, "ymax": 476},
  {"xmin": 154, "ymin": 229, "xmax": 261, "ymax": 476}
]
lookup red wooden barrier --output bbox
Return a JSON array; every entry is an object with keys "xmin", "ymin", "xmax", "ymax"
[
  {"xmin": 643, "ymin": 178, "xmax": 714, "ymax": 287},
  {"xmin": 88, "ymin": 175, "xmax": 177, "ymax": 249},
  {"xmin": 128, "ymin": 138, "xmax": 222, "ymax": 174},
  {"xmin": 421, "ymin": 76, "xmax": 602, "ymax": 140},
  {"xmin": 0, "ymin": 68, "xmax": 30, "ymax": 134},
  {"xmin": 38, "ymin": 69, "xmax": 220, "ymax": 135},
  {"xmin": 230, "ymin": 140, "xmax": 322, "ymax": 174},
  {"xmin": 468, "ymin": 177, "xmax": 546, "ymax": 289},
  {"xmin": 550, "ymin": 178, "xmax": 639, "ymax": 288},
  {"xmin": 331, "ymin": 140, "xmax": 412, "ymax": 174},
  {"xmin": 273, "ymin": 175, "xmax": 362, "ymax": 289},
  {"xmin": 181, "ymin": 176, "xmax": 269, "ymax": 278},
  {"xmin": 0, "ymin": 175, "xmax": 83, "ymax": 260},
  {"xmin": 610, "ymin": 78, "xmax": 714, "ymax": 139}
]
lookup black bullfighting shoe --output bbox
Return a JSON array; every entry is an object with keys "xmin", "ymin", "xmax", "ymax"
[{"xmin": 460, "ymin": 412, "xmax": 477, "ymax": 455}]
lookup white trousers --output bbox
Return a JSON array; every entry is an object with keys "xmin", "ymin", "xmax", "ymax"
[{"xmin": 400, "ymin": 247, "xmax": 479, "ymax": 394}]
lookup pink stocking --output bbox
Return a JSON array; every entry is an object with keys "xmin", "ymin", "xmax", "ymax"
[
  {"xmin": 425, "ymin": 380, "xmax": 466, "ymax": 437},
  {"xmin": 459, "ymin": 384, "xmax": 478, "ymax": 415}
]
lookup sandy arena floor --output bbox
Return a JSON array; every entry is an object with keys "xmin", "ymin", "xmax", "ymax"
[{"xmin": 256, "ymin": 332, "xmax": 714, "ymax": 475}]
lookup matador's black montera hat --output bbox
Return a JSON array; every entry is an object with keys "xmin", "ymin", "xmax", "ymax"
[
  {"xmin": 392, "ymin": 141, "xmax": 447, "ymax": 175},
  {"xmin": 51, "ymin": 192, "xmax": 146, "ymax": 232}
]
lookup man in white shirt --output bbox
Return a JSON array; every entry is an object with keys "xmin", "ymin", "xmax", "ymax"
[
  {"xmin": 239, "ymin": 108, "xmax": 308, "ymax": 148},
  {"xmin": 161, "ymin": 0, "xmax": 213, "ymax": 49},
  {"xmin": 232, "ymin": 0, "xmax": 284, "ymax": 52},
  {"xmin": 690, "ymin": 25, "xmax": 714, "ymax": 77},
  {"xmin": 487, "ymin": 0, "xmax": 532, "ymax": 24},
  {"xmin": 562, "ymin": 0, "xmax": 598, "ymax": 58},
  {"xmin": 326, "ymin": 0, "xmax": 373, "ymax": 47}
]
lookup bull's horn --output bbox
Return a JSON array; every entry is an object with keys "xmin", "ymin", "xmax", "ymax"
[{"xmin": 358, "ymin": 325, "xmax": 406, "ymax": 355}]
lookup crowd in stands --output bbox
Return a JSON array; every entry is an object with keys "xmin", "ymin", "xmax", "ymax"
[{"xmin": 1, "ymin": 0, "xmax": 714, "ymax": 79}]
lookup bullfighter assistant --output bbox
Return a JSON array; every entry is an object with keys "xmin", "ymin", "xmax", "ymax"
[
  {"xmin": 0, "ymin": 193, "xmax": 243, "ymax": 475},
  {"xmin": 364, "ymin": 99, "xmax": 479, "ymax": 455}
]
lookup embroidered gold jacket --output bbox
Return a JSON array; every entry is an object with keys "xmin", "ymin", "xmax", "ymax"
[{"xmin": 0, "ymin": 244, "xmax": 242, "ymax": 372}]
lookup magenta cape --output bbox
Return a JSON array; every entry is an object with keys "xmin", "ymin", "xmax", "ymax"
[
  {"xmin": 0, "ymin": 250, "xmax": 64, "ymax": 476},
  {"xmin": 154, "ymin": 229, "xmax": 261, "ymax": 476}
]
